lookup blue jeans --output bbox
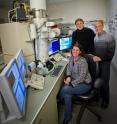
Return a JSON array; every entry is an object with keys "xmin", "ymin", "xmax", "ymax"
[{"xmin": 60, "ymin": 82, "xmax": 91, "ymax": 120}]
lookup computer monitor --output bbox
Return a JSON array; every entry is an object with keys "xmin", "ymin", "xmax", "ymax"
[
  {"xmin": 0, "ymin": 59, "xmax": 26, "ymax": 123},
  {"xmin": 48, "ymin": 39, "xmax": 60, "ymax": 56},
  {"xmin": 15, "ymin": 49, "xmax": 27, "ymax": 80},
  {"xmin": 59, "ymin": 36, "xmax": 72, "ymax": 51}
]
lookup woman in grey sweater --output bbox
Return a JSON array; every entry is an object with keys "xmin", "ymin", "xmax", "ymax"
[{"xmin": 60, "ymin": 44, "xmax": 92, "ymax": 124}]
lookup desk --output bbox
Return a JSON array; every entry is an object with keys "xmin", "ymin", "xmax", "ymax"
[{"xmin": 5, "ymin": 61, "xmax": 67, "ymax": 124}]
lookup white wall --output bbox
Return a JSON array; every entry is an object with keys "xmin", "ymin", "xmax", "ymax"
[
  {"xmin": 109, "ymin": 0, "xmax": 117, "ymax": 18},
  {"xmin": 47, "ymin": 0, "xmax": 107, "ymax": 23},
  {"xmin": 0, "ymin": 22, "xmax": 34, "ymax": 64}
]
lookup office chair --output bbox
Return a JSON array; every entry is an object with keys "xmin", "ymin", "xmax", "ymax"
[{"xmin": 74, "ymin": 57, "xmax": 103, "ymax": 124}]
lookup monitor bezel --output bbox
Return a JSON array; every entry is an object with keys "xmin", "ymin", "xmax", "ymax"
[{"xmin": 14, "ymin": 49, "xmax": 27, "ymax": 80}]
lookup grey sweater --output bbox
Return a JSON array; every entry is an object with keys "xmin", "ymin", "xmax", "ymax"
[
  {"xmin": 66, "ymin": 56, "xmax": 92, "ymax": 87},
  {"xmin": 94, "ymin": 31, "xmax": 116, "ymax": 61}
]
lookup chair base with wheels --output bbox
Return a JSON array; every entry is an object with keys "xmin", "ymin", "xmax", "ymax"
[{"xmin": 76, "ymin": 102, "xmax": 102, "ymax": 124}]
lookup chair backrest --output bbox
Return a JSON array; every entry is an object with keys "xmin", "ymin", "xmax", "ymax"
[
  {"xmin": 87, "ymin": 57, "xmax": 99, "ymax": 81},
  {"xmin": 87, "ymin": 57, "xmax": 103, "ymax": 90},
  {"xmin": 86, "ymin": 56, "xmax": 101, "ymax": 89}
]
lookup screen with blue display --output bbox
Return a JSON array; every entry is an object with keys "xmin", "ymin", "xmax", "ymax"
[
  {"xmin": 6, "ymin": 60, "xmax": 26, "ymax": 113},
  {"xmin": 48, "ymin": 39, "xmax": 59, "ymax": 55},
  {"xmin": 59, "ymin": 37, "xmax": 72, "ymax": 51},
  {"xmin": 15, "ymin": 49, "xmax": 27, "ymax": 80},
  {"xmin": 0, "ymin": 59, "xmax": 27, "ymax": 121}
]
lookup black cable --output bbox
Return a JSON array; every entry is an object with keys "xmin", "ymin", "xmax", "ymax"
[{"xmin": 33, "ymin": 39, "xmax": 38, "ymax": 68}]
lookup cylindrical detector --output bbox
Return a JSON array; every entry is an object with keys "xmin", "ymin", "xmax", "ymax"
[
  {"xmin": 30, "ymin": 24, "xmax": 37, "ymax": 40},
  {"xmin": 30, "ymin": 0, "xmax": 46, "ymax": 10},
  {"xmin": 35, "ymin": 10, "xmax": 47, "ymax": 18}
]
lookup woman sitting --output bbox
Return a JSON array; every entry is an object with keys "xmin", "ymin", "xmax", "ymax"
[{"xmin": 60, "ymin": 44, "xmax": 92, "ymax": 124}]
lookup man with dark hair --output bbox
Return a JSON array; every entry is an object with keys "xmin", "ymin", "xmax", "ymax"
[{"xmin": 72, "ymin": 18, "xmax": 95, "ymax": 54}]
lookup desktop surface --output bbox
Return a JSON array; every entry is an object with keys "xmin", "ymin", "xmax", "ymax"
[{"xmin": 4, "ymin": 60, "xmax": 67, "ymax": 124}]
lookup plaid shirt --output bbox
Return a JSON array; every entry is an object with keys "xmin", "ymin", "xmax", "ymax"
[{"xmin": 66, "ymin": 56, "xmax": 92, "ymax": 87}]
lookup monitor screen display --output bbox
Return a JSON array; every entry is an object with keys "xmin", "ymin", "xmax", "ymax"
[
  {"xmin": 48, "ymin": 39, "xmax": 59, "ymax": 56},
  {"xmin": 60, "ymin": 37, "xmax": 72, "ymax": 51},
  {"xmin": 15, "ymin": 49, "xmax": 27, "ymax": 80},
  {"xmin": 6, "ymin": 60, "xmax": 26, "ymax": 113}
]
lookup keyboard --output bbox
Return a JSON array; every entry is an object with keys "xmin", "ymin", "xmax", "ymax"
[
  {"xmin": 51, "ymin": 65, "xmax": 63, "ymax": 77},
  {"xmin": 28, "ymin": 73, "xmax": 45, "ymax": 90}
]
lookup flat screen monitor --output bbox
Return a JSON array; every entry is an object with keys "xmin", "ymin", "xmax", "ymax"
[
  {"xmin": 0, "ymin": 59, "xmax": 26, "ymax": 122},
  {"xmin": 15, "ymin": 49, "xmax": 27, "ymax": 80},
  {"xmin": 48, "ymin": 39, "xmax": 59, "ymax": 56},
  {"xmin": 59, "ymin": 36, "xmax": 72, "ymax": 51}
]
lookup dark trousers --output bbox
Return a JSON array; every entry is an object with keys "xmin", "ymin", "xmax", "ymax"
[{"xmin": 99, "ymin": 61, "xmax": 111, "ymax": 105}]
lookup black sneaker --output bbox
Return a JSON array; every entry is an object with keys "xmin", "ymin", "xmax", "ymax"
[{"xmin": 62, "ymin": 119, "xmax": 69, "ymax": 124}]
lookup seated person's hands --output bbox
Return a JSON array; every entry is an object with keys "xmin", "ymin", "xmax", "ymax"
[{"xmin": 64, "ymin": 75, "xmax": 72, "ymax": 85}]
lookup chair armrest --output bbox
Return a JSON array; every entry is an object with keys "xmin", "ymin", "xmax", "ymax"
[{"xmin": 77, "ymin": 78, "xmax": 103, "ymax": 101}]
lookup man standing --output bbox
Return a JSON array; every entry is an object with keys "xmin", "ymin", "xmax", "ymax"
[
  {"xmin": 93, "ymin": 20, "xmax": 116, "ymax": 108},
  {"xmin": 72, "ymin": 18, "xmax": 95, "ymax": 54}
]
